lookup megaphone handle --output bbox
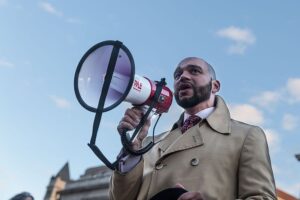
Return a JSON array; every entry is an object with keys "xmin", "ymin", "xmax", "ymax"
[
  {"xmin": 120, "ymin": 133, "xmax": 154, "ymax": 155},
  {"xmin": 128, "ymin": 106, "xmax": 153, "ymax": 142},
  {"xmin": 120, "ymin": 113, "xmax": 162, "ymax": 155},
  {"xmin": 120, "ymin": 78, "xmax": 166, "ymax": 155},
  {"xmin": 119, "ymin": 102, "xmax": 155, "ymax": 155},
  {"xmin": 127, "ymin": 79, "xmax": 165, "ymax": 143}
]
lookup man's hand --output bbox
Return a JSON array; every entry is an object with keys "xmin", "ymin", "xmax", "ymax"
[
  {"xmin": 117, "ymin": 107, "xmax": 151, "ymax": 150},
  {"xmin": 175, "ymin": 183, "xmax": 204, "ymax": 200}
]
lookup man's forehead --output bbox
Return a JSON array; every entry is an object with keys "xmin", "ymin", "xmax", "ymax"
[{"xmin": 177, "ymin": 57, "xmax": 208, "ymax": 70}]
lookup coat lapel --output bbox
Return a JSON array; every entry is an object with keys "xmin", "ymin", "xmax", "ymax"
[
  {"xmin": 158, "ymin": 124, "xmax": 204, "ymax": 158},
  {"xmin": 156, "ymin": 96, "xmax": 231, "ymax": 159}
]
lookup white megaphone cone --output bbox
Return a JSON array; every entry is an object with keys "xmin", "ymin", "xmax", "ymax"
[{"xmin": 109, "ymin": 73, "xmax": 173, "ymax": 114}]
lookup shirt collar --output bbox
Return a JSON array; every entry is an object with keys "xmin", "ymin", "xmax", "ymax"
[
  {"xmin": 184, "ymin": 107, "xmax": 215, "ymax": 121},
  {"xmin": 171, "ymin": 96, "xmax": 231, "ymax": 135}
]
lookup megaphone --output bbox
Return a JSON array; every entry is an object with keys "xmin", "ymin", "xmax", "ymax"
[
  {"xmin": 74, "ymin": 41, "xmax": 172, "ymax": 114},
  {"xmin": 74, "ymin": 40, "xmax": 173, "ymax": 169}
]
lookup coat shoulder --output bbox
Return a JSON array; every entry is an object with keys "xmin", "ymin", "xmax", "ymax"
[{"xmin": 230, "ymin": 118, "xmax": 265, "ymax": 139}]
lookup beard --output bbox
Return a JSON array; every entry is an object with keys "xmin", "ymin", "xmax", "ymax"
[{"xmin": 174, "ymin": 80, "xmax": 212, "ymax": 109}]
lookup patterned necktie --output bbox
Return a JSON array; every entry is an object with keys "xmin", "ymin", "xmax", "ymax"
[{"xmin": 181, "ymin": 115, "xmax": 201, "ymax": 133}]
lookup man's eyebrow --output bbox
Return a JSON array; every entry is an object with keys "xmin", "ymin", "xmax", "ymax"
[
  {"xmin": 185, "ymin": 64, "xmax": 203, "ymax": 69},
  {"xmin": 173, "ymin": 64, "xmax": 205, "ymax": 76}
]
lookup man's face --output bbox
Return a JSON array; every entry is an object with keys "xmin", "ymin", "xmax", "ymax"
[{"xmin": 173, "ymin": 58, "xmax": 213, "ymax": 108}]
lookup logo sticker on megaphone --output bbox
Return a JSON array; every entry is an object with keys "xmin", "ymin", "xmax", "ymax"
[{"xmin": 124, "ymin": 74, "xmax": 173, "ymax": 114}]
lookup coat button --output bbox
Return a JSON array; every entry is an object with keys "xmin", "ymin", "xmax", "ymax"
[
  {"xmin": 190, "ymin": 158, "xmax": 199, "ymax": 166},
  {"xmin": 155, "ymin": 162, "xmax": 164, "ymax": 170}
]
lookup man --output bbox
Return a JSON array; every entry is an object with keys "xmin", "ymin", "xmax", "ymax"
[{"xmin": 109, "ymin": 57, "xmax": 276, "ymax": 200}]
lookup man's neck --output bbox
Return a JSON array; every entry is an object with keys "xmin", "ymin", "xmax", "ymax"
[{"xmin": 184, "ymin": 95, "xmax": 216, "ymax": 115}]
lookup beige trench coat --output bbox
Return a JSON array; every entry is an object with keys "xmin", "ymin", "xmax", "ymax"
[{"xmin": 109, "ymin": 96, "xmax": 277, "ymax": 200}]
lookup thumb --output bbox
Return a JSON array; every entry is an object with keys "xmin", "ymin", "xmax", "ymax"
[{"xmin": 174, "ymin": 183, "xmax": 185, "ymax": 189}]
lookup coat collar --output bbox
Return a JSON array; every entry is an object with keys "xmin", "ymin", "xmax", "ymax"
[
  {"xmin": 171, "ymin": 95, "xmax": 231, "ymax": 135},
  {"xmin": 157, "ymin": 96, "xmax": 231, "ymax": 159},
  {"xmin": 206, "ymin": 95, "xmax": 231, "ymax": 135}
]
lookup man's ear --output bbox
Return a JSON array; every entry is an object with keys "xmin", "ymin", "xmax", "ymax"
[{"xmin": 212, "ymin": 80, "xmax": 220, "ymax": 94}]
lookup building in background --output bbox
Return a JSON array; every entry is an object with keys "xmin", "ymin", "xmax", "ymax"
[
  {"xmin": 44, "ymin": 163, "xmax": 111, "ymax": 200},
  {"xmin": 44, "ymin": 163, "xmax": 298, "ymax": 200},
  {"xmin": 44, "ymin": 163, "xmax": 70, "ymax": 200},
  {"xmin": 277, "ymin": 188, "xmax": 298, "ymax": 200}
]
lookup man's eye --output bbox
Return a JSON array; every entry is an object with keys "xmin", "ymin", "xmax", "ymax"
[
  {"xmin": 191, "ymin": 69, "xmax": 200, "ymax": 74},
  {"xmin": 174, "ymin": 73, "xmax": 181, "ymax": 79}
]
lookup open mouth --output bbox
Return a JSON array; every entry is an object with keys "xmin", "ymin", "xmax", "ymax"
[
  {"xmin": 178, "ymin": 83, "xmax": 193, "ymax": 91},
  {"xmin": 177, "ymin": 83, "xmax": 194, "ymax": 97}
]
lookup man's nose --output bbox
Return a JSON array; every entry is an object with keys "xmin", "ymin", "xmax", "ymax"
[{"xmin": 178, "ymin": 71, "xmax": 191, "ymax": 81}]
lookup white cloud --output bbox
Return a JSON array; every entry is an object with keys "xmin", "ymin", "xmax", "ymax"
[
  {"xmin": 217, "ymin": 26, "xmax": 256, "ymax": 44},
  {"xmin": 216, "ymin": 26, "xmax": 256, "ymax": 55},
  {"xmin": 248, "ymin": 77, "xmax": 300, "ymax": 112},
  {"xmin": 49, "ymin": 95, "xmax": 71, "ymax": 109},
  {"xmin": 39, "ymin": 2, "xmax": 63, "ymax": 17},
  {"xmin": 250, "ymin": 91, "xmax": 281, "ymax": 108},
  {"xmin": 0, "ymin": 58, "xmax": 14, "ymax": 68},
  {"xmin": 264, "ymin": 129, "xmax": 280, "ymax": 154},
  {"xmin": 229, "ymin": 104, "xmax": 264, "ymax": 126},
  {"xmin": 282, "ymin": 113, "xmax": 298, "ymax": 131},
  {"xmin": 286, "ymin": 78, "xmax": 300, "ymax": 103}
]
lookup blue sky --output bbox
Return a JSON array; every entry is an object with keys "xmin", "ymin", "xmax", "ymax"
[{"xmin": 1, "ymin": 0, "xmax": 300, "ymax": 199}]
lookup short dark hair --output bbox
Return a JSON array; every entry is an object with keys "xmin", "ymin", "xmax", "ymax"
[
  {"xmin": 206, "ymin": 62, "xmax": 216, "ymax": 80},
  {"xmin": 178, "ymin": 57, "xmax": 217, "ymax": 80},
  {"xmin": 10, "ymin": 192, "xmax": 34, "ymax": 200}
]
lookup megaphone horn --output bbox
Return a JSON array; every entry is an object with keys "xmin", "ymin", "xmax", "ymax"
[{"xmin": 75, "ymin": 41, "xmax": 172, "ymax": 114}]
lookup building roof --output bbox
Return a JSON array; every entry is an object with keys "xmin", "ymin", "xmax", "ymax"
[
  {"xmin": 277, "ymin": 188, "xmax": 298, "ymax": 200},
  {"xmin": 56, "ymin": 162, "xmax": 70, "ymax": 182}
]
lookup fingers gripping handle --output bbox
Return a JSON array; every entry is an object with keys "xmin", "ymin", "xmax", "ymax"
[{"xmin": 120, "ymin": 78, "xmax": 166, "ymax": 155}]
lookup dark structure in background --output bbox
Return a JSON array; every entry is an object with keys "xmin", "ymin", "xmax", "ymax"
[
  {"xmin": 44, "ymin": 163, "xmax": 297, "ymax": 200},
  {"xmin": 295, "ymin": 154, "xmax": 300, "ymax": 161},
  {"xmin": 10, "ymin": 192, "xmax": 34, "ymax": 200},
  {"xmin": 44, "ymin": 163, "xmax": 111, "ymax": 200}
]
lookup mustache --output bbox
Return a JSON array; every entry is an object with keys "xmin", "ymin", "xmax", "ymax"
[{"xmin": 176, "ymin": 81, "xmax": 194, "ymax": 91}]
